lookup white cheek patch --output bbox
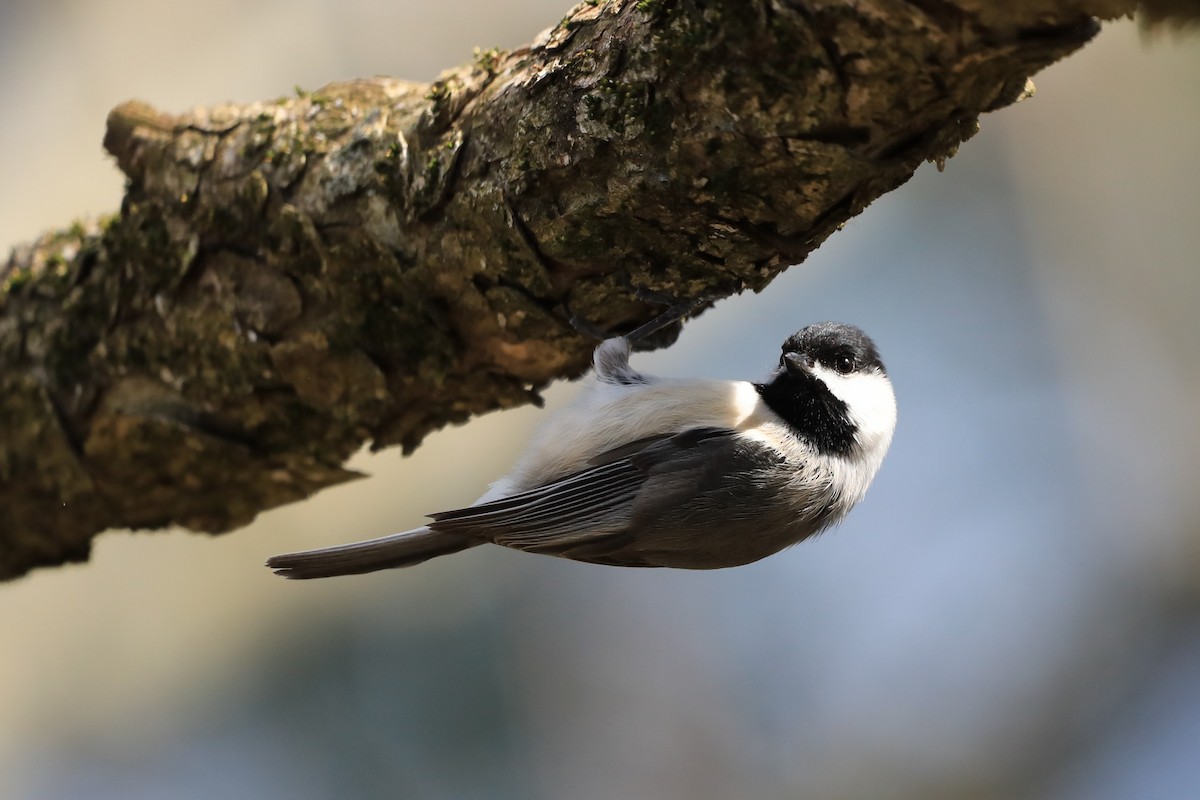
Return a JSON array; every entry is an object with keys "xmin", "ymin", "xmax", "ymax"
[
  {"xmin": 812, "ymin": 366, "xmax": 898, "ymax": 451},
  {"xmin": 809, "ymin": 365, "xmax": 897, "ymax": 513}
]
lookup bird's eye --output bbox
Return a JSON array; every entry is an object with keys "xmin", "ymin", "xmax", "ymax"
[{"xmin": 833, "ymin": 354, "xmax": 855, "ymax": 374}]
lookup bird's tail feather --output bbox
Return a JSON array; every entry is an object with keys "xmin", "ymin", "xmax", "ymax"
[{"xmin": 266, "ymin": 526, "xmax": 479, "ymax": 579}]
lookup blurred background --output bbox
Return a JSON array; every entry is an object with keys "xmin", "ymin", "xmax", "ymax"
[{"xmin": 2, "ymin": 2, "xmax": 1198, "ymax": 798}]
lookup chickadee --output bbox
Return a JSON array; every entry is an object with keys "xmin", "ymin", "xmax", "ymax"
[{"xmin": 267, "ymin": 321, "xmax": 896, "ymax": 578}]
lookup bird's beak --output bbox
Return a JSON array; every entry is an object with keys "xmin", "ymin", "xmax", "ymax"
[{"xmin": 783, "ymin": 352, "xmax": 813, "ymax": 376}]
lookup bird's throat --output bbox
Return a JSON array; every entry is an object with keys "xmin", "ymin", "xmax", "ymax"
[{"xmin": 755, "ymin": 373, "xmax": 857, "ymax": 456}]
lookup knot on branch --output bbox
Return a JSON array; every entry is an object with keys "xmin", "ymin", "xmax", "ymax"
[{"xmin": 104, "ymin": 100, "xmax": 181, "ymax": 179}]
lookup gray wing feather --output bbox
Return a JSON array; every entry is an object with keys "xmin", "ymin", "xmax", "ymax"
[
  {"xmin": 429, "ymin": 427, "xmax": 816, "ymax": 568},
  {"xmin": 431, "ymin": 461, "xmax": 644, "ymax": 548}
]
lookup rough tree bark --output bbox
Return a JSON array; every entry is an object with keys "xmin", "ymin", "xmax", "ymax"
[{"xmin": 0, "ymin": 0, "xmax": 1193, "ymax": 579}]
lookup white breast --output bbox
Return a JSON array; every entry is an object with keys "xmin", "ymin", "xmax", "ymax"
[{"xmin": 491, "ymin": 376, "xmax": 767, "ymax": 496}]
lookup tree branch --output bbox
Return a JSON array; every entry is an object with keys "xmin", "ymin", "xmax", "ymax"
[{"xmin": 0, "ymin": 0, "xmax": 1188, "ymax": 579}]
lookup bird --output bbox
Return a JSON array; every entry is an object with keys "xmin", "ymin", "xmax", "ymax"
[{"xmin": 266, "ymin": 320, "xmax": 896, "ymax": 579}]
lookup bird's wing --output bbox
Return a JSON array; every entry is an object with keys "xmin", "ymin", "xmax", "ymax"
[{"xmin": 428, "ymin": 427, "xmax": 794, "ymax": 567}]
